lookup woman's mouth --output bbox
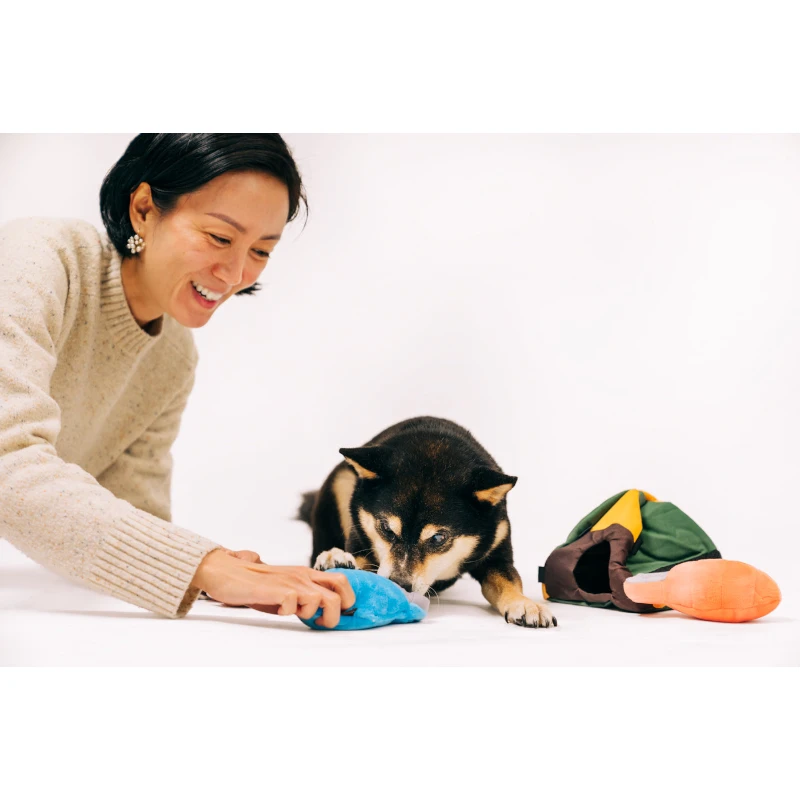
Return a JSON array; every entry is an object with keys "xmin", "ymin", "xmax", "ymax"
[{"xmin": 190, "ymin": 280, "xmax": 224, "ymax": 309}]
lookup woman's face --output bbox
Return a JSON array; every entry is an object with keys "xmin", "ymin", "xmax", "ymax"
[{"xmin": 123, "ymin": 170, "xmax": 290, "ymax": 328}]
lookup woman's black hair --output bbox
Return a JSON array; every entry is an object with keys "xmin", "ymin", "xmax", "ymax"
[{"xmin": 99, "ymin": 133, "xmax": 307, "ymax": 295}]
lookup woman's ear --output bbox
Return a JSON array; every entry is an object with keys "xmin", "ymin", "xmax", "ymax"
[
  {"xmin": 128, "ymin": 182, "xmax": 156, "ymax": 230},
  {"xmin": 470, "ymin": 466, "xmax": 518, "ymax": 506},
  {"xmin": 339, "ymin": 446, "xmax": 393, "ymax": 480}
]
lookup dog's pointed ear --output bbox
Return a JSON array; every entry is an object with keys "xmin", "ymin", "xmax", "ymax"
[
  {"xmin": 470, "ymin": 466, "xmax": 518, "ymax": 506},
  {"xmin": 339, "ymin": 446, "xmax": 393, "ymax": 480}
]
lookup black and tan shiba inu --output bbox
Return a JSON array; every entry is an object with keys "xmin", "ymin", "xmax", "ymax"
[{"xmin": 297, "ymin": 416, "xmax": 556, "ymax": 628}]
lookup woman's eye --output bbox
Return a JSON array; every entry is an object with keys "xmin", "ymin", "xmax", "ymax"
[
  {"xmin": 211, "ymin": 234, "xmax": 269, "ymax": 259},
  {"xmin": 430, "ymin": 532, "xmax": 448, "ymax": 547}
]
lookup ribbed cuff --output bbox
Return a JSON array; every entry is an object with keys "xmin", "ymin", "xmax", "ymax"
[{"xmin": 87, "ymin": 507, "xmax": 221, "ymax": 619}]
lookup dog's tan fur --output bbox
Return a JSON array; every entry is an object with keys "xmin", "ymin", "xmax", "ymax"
[
  {"xmin": 474, "ymin": 483, "xmax": 515, "ymax": 506},
  {"xmin": 357, "ymin": 508, "xmax": 392, "ymax": 576},
  {"xmin": 481, "ymin": 569, "xmax": 554, "ymax": 627},
  {"xmin": 491, "ymin": 519, "xmax": 510, "ymax": 552},
  {"xmin": 415, "ymin": 535, "xmax": 480, "ymax": 591},
  {"xmin": 332, "ymin": 468, "xmax": 356, "ymax": 536},
  {"xmin": 343, "ymin": 457, "xmax": 378, "ymax": 480}
]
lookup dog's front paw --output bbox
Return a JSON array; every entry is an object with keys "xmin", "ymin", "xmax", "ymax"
[
  {"xmin": 314, "ymin": 548, "xmax": 358, "ymax": 571},
  {"xmin": 502, "ymin": 596, "xmax": 557, "ymax": 629}
]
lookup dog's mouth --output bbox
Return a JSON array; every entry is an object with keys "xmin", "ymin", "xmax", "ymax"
[
  {"xmin": 379, "ymin": 557, "xmax": 436, "ymax": 597},
  {"xmin": 395, "ymin": 578, "xmax": 431, "ymax": 597},
  {"xmin": 391, "ymin": 582, "xmax": 432, "ymax": 612},
  {"xmin": 385, "ymin": 573, "xmax": 429, "ymax": 595}
]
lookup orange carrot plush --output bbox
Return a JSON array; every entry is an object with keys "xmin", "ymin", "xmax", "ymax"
[{"xmin": 623, "ymin": 560, "xmax": 781, "ymax": 623}]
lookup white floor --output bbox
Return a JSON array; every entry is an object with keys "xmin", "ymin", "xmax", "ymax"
[{"xmin": 1, "ymin": 538, "xmax": 797, "ymax": 667}]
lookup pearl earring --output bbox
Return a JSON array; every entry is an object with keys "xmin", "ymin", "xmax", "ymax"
[{"xmin": 127, "ymin": 232, "xmax": 145, "ymax": 254}]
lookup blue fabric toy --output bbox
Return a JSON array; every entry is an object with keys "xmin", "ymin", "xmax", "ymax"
[{"xmin": 301, "ymin": 568, "xmax": 430, "ymax": 631}]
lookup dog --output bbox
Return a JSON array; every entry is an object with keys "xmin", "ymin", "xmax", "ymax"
[{"xmin": 297, "ymin": 416, "xmax": 555, "ymax": 628}]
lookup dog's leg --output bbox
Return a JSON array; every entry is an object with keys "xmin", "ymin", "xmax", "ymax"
[
  {"xmin": 471, "ymin": 558, "xmax": 556, "ymax": 628},
  {"xmin": 309, "ymin": 465, "xmax": 356, "ymax": 566},
  {"xmin": 313, "ymin": 547, "xmax": 358, "ymax": 571}
]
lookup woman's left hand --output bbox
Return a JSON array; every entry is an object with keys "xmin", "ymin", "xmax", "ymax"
[{"xmin": 203, "ymin": 549, "xmax": 263, "ymax": 605}]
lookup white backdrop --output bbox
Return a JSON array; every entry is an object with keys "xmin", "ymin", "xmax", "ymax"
[{"xmin": 1, "ymin": 134, "xmax": 798, "ymax": 590}]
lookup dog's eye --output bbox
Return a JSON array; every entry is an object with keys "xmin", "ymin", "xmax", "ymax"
[
  {"xmin": 429, "ymin": 532, "xmax": 449, "ymax": 547},
  {"xmin": 379, "ymin": 520, "xmax": 396, "ymax": 541}
]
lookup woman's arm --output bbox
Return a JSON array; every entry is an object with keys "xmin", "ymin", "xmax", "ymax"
[
  {"xmin": 94, "ymin": 369, "xmax": 196, "ymax": 523},
  {"xmin": 0, "ymin": 219, "xmax": 220, "ymax": 618}
]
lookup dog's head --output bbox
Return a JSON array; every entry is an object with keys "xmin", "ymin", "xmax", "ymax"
[{"xmin": 339, "ymin": 437, "xmax": 516, "ymax": 595}]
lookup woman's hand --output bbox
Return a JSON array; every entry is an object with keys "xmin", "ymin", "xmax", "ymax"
[{"xmin": 192, "ymin": 548, "xmax": 356, "ymax": 629}]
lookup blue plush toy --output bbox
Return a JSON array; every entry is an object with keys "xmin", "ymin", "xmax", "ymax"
[{"xmin": 301, "ymin": 568, "xmax": 429, "ymax": 631}]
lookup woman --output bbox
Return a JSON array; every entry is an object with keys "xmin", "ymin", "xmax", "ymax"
[{"xmin": 0, "ymin": 133, "xmax": 354, "ymax": 628}]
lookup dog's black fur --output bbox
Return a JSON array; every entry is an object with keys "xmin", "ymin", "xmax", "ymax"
[{"xmin": 298, "ymin": 416, "xmax": 555, "ymax": 628}]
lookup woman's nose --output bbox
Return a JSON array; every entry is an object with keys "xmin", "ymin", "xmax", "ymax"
[{"xmin": 213, "ymin": 254, "xmax": 246, "ymax": 286}]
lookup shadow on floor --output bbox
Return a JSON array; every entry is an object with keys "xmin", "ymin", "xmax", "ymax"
[
  {"xmin": 30, "ymin": 607, "xmax": 323, "ymax": 634},
  {"xmin": 0, "ymin": 566, "xmax": 76, "ymax": 590}
]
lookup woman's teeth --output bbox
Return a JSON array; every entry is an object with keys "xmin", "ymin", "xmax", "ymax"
[{"xmin": 191, "ymin": 281, "xmax": 224, "ymax": 302}]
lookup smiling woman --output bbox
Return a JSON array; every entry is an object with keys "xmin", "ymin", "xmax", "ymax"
[
  {"xmin": 0, "ymin": 134, "xmax": 356, "ymax": 629},
  {"xmin": 115, "ymin": 170, "xmax": 289, "ymax": 328},
  {"xmin": 99, "ymin": 133, "xmax": 307, "ymax": 325}
]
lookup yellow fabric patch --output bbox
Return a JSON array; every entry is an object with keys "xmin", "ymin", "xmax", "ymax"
[{"xmin": 591, "ymin": 489, "xmax": 646, "ymax": 542}]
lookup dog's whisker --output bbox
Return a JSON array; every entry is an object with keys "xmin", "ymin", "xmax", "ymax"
[{"xmin": 348, "ymin": 547, "xmax": 374, "ymax": 558}]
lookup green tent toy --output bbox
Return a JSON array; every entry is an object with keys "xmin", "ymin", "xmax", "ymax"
[{"xmin": 538, "ymin": 489, "xmax": 722, "ymax": 613}]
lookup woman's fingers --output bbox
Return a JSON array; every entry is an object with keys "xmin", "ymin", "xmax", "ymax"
[
  {"xmin": 242, "ymin": 564, "xmax": 356, "ymax": 616},
  {"xmin": 310, "ymin": 570, "xmax": 356, "ymax": 611},
  {"xmin": 278, "ymin": 590, "xmax": 299, "ymax": 616},
  {"xmin": 296, "ymin": 591, "xmax": 322, "ymax": 621},
  {"xmin": 313, "ymin": 586, "xmax": 345, "ymax": 629},
  {"xmin": 316, "ymin": 594, "xmax": 342, "ymax": 629},
  {"xmin": 196, "ymin": 552, "xmax": 355, "ymax": 628},
  {"xmin": 296, "ymin": 583, "xmax": 344, "ymax": 628}
]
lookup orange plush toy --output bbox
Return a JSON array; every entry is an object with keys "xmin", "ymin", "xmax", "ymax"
[
  {"xmin": 538, "ymin": 489, "xmax": 782, "ymax": 623},
  {"xmin": 623, "ymin": 560, "xmax": 781, "ymax": 623}
]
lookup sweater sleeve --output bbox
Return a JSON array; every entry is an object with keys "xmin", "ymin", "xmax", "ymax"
[
  {"xmin": 95, "ymin": 368, "xmax": 196, "ymax": 523},
  {"xmin": 0, "ymin": 221, "xmax": 221, "ymax": 619}
]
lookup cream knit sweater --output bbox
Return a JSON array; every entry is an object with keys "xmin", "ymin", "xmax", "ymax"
[{"xmin": 0, "ymin": 217, "xmax": 221, "ymax": 618}]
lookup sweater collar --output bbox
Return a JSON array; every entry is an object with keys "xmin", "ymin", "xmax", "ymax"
[{"xmin": 100, "ymin": 235, "xmax": 165, "ymax": 357}]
